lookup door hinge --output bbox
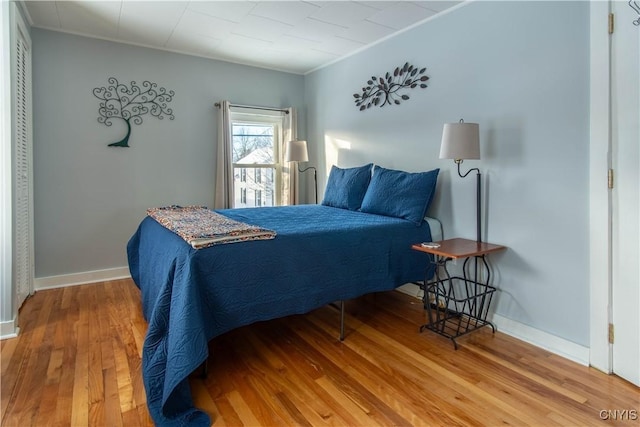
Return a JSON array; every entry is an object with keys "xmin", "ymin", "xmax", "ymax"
[
  {"xmin": 609, "ymin": 13, "xmax": 614, "ymax": 34},
  {"xmin": 608, "ymin": 169, "xmax": 614, "ymax": 189},
  {"xmin": 608, "ymin": 323, "xmax": 615, "ymax": 344}
]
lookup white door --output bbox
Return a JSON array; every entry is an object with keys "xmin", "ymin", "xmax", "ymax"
[
  {"xmin": 12, "ymin": 3, "xmax": 33, "ymax": 310},
  {"xmin": 611, "ymin": 0, "xmax": 640, "ymax": 386}
]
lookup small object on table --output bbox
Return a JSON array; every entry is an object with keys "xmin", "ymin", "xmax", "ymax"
[{"xmin": 420, "ymin": 242, "xmax": 440, "ymax": 248}]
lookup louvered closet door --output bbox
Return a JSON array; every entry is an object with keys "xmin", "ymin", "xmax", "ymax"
[{"xmin": 14, "ymin": 14, "xmax": 32, "ymax": 310}]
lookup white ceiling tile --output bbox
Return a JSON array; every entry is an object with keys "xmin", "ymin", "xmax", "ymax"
[
  {"xmin": 315, "ymin": 35, "xmax": 365, "ymax": 56},
  {"xmin": 301, "ymin": 1, "xmax": 327, "ymax": 8},
  {"xmin": 285, "ymin": 17, "xmax": 346, "ymax": 43},
  {"xmin": 231, "ymin": 14, "xmax": 294, "ymax": 43},
  {"xmin": 255, "ymin": 48, "xmax": 300, "ymax": 68},
  {"xmin": 218, "ymin": 33, "xmax": 274, "ymax": 53},
  {"xmin": 291, "ymin": 49, "xmax": 340, "ymax": 72},
  {"xmin": 118, "ymin": 1, "xmax": 188, "ymax": 45},
  {"xmin": 412, "ymin": 1, "xmax": 463, "ymax": 13},
  {"xmin": 354, "ymin": 2, "xmax": 400, "ymax": 11},
  {"xmin": 186, "ymin": 1, "xmax": 258, "ymax": 23},
  {"xmin": 25, "ymin": 0, "xmax": 463, "ymax": 74},
  {"xmin": 309, "ymin": 2, "xmax": 378, "ymax": 28},
  {"xmin": 24, "ymin": 1, "xmax": 61, "ymax": 29},
  {"xmin": 171, "ymin": 9, "xmax": 237, "ymax": 41},
  {"xmin": 367, "ymin": 2, "xmax": 436, "ymax": 30},
  {"xmin": 55, "ymin": 1, "xmax": 121, "ymax": 39},
  {"xmin": 338, "ymin": 20, "xmax": 396, "ymax": 44},
  {"xmin": 271, "ymin": 34, "xmax": 322, "ymax": 51},
  {"xmin": 165, "ymin": 32, "xmax": 223, "ymax": 57},
  {"xmin": 113, "ymin": 29, "xmax": 156, "ymax": 48},
  {"xmin": 249, "ymin": 1, "xmax": 320, "ymax": 26}
]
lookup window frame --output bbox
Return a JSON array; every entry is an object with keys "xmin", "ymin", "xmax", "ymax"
[{"xmin": 230, "ymin": 110, "xmax": 283, "ymax": 208}]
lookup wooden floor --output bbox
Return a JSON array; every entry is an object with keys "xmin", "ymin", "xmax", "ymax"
[{"xmin": 1, "ymin": 279, "xmax": 638, "ymax": 426}]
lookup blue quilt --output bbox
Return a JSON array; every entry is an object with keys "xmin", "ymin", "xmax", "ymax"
[{"xmin": 127, "ymin": 204, "xmax": 434, "ymax": 426}]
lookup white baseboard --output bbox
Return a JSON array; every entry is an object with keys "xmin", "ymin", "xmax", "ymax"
[
  {"xmin": 395, "ymin": 283, "xmax": 590, "ymax": 366},
  {"xmin": 489, "ymin": 313, "xmax": 589, "ymax": 366},
  {"xmin": 2, "ymin": 267, "xmax": 130, "ymax": 339},
  {"xmin": 0, "ymin": 317, "xmax": 19, "ymax": 340},
  {"xmin": 34, "ymin": 266, "xmax": 131, "ymax": 291},
  {"xmin": 396, "ymin": 282, "xmax": 424, "ymax": 299}
]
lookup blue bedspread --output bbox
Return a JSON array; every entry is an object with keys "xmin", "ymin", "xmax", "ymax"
[{"xmin": 127, "ymin": 204, "xmax": 434, "ymax": 426}]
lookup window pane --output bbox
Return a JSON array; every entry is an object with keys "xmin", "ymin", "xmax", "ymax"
[
  {"xmin": 232, "ymin": 124, "xmax": 274, "ymax": 164},
  {"xmin": 234, "ymin": 167, "xmax": 275, "ymax": 208}
]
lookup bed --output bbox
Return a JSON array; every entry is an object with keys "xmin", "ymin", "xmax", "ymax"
[{"xmin": 128, "ymin": 165, "xmax": 440, "ymax": 426}]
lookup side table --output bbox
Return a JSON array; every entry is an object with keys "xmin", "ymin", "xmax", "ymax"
[{"xmin": 411, "ymin": 238, "xmax": 506, "ymax": 349}]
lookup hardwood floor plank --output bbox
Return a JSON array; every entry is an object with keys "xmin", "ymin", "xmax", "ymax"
[
  {"xmin": 103, "ymin": 366, "xmax": 125, "ymax": 427},
  {"xmin": 464, "ymin": 341, "xmax": 588, "ymax": 403},
  {"xmin": 0, "ymin": 328, "xmax": 20, "ymax": 421},
  {"xmin": 245, "ymin": 325, "xmax": 367, "ymax": 426},
  {"xmin": 310, "ymin": 304, "xmax": 561, "ymax": 426},
  {"xmin": 338, "ymin": 328, "xmax": 518, "ymax": 426},
  {"xmin": 226, "ymin": 389, "xmax": 262, "ymax": 427},
  {"xmin": 314, "ymin": 376, "xmax": 386, "ymax": 427},
  {"xmin": 232, "ymin": 331, "xmax": 335, "ymax": 425},
  {"xmin": 273, "ymin": 391, "xmax": 313, "ymax": 427},
  {"xmin": 289, "ymin": 316, "xmax": 420, "ymax": 426},
  {"xmin": 87, "ymin": 283, "xmax": 105, "ymax": 411},
  {"xmin": 71, "ymin": 286, "xmax": 90, "ymax": 427},
  {"xmin": 52, "ymin": 295, "xmax": 77, "ymax": 427},
  {"xmin": 211, "ymin": 395, "xmax": 241, "ymax": 426},
  {"xmin": 7, "ymin": 291, "xmax": 56, "ymax": 426},
  {"xmin": 322, "ymin": 296, "xmax": 604, "ymax": 423},
  {"xmin": 2, "ymin": 280, "xmax": 638, "ymax": 427},
  {"xmin": 308, "ymin": 312, "xmax": 513, "ymax": 426},
  {"xmin": 226, "ymin": 342, "xmax": 290, "ymax": 420},
  {"xmin": 191, "ymin": 379, "xmax": 224, "ymax": 425}
]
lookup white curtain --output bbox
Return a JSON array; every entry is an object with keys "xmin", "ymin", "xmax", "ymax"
[
  {"xmin": 282, "ymin": 107, "xmax": 300, "ymax": 205},
  {"xmin": 214, "ymin": 101, "xmax": 233, "ymax": 209}
]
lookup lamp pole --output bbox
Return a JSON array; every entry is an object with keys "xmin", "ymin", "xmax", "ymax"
[
  {"xmin": 456, "ymin": 160, "xmax": 481, "ymax": 243},
  {"xmin": 298, "ymin": 164, "xmax": 318, "ymax": 204}
]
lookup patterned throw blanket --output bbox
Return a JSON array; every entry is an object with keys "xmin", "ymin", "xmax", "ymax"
[{"xmin": 147, "ymin": 205, "xmax": 276, "ymax": 249}]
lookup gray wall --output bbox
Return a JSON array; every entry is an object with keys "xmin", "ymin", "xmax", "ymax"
[
  {"xmin": 31, "ymin": 29, "xmax": 305, "ymax": 277},
  {"xmin": 31, "ymin": 1, "xmax": 591, "ymax": 347},
  {"xmin": 305, "ymin": 1, "xmax": 590, "ymax": 345}
]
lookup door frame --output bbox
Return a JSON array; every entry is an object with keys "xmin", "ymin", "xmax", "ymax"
[
  {"xmin": 589, "ymin": 1, "xmax": 640, "ymax": 385},
  {"xmin": 589, "ymin": 0, "xmax": 612, "ymax": 373},
  {"xmin": 0, "ymin": 0, "xmax": 16, "ymax": 339}
]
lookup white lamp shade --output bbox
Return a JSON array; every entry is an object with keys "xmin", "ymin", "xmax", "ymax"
[
  {"xmin": 439, "ymin": 122, "xmax": 480, "ymax": 160},
  {"xmin": 285, "ymin": 140, "xmax": 309, "ymax": 162}
]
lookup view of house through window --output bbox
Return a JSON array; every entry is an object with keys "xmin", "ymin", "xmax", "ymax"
[{"xmin": 232, "ymin": 114, "xmax": 282, "ymax": 208}]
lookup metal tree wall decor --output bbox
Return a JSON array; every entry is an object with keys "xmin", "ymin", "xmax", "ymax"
[
  {"xmin": 92, "ymin": 77, "xmax": 175, "ymax": 147},
  {"xmin": 630, "ymin": 0, "xmax": 640, "ymax": 25},
  {"xmin": 353, "ymin": 62, "xmax": 429, "ymax": 111}
]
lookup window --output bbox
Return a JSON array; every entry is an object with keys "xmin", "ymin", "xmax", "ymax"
[{"xmin": 231, "ymin": 110, "xmax": 284, "ymax": 208}]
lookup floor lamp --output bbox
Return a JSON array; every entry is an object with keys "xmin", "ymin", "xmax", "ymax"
[
  {"xmin": 439, "ymin": 119, "xmax": 482, "ymax": 242},
  {"xmin": 285, "ymin": 140, "xmax": 317, "ymax": 204}
]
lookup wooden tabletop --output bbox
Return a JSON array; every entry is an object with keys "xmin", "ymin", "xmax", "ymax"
[{"xmin": 411, "ymin": 238, "xmax": 506, "ymax": 259}]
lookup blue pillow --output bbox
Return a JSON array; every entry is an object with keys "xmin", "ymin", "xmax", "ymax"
[
  {"xmin": 360, "ymin": 166, "xmax": 439, "ymax": 225},
  {"xmin": 321, "ymin": 164, "xmax": 373, "ymax": 210}
]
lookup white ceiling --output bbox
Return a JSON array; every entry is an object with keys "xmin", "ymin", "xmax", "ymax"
[{"xmin": 23, "ymin": 0, "xmax": 463, "ymax": 74}]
